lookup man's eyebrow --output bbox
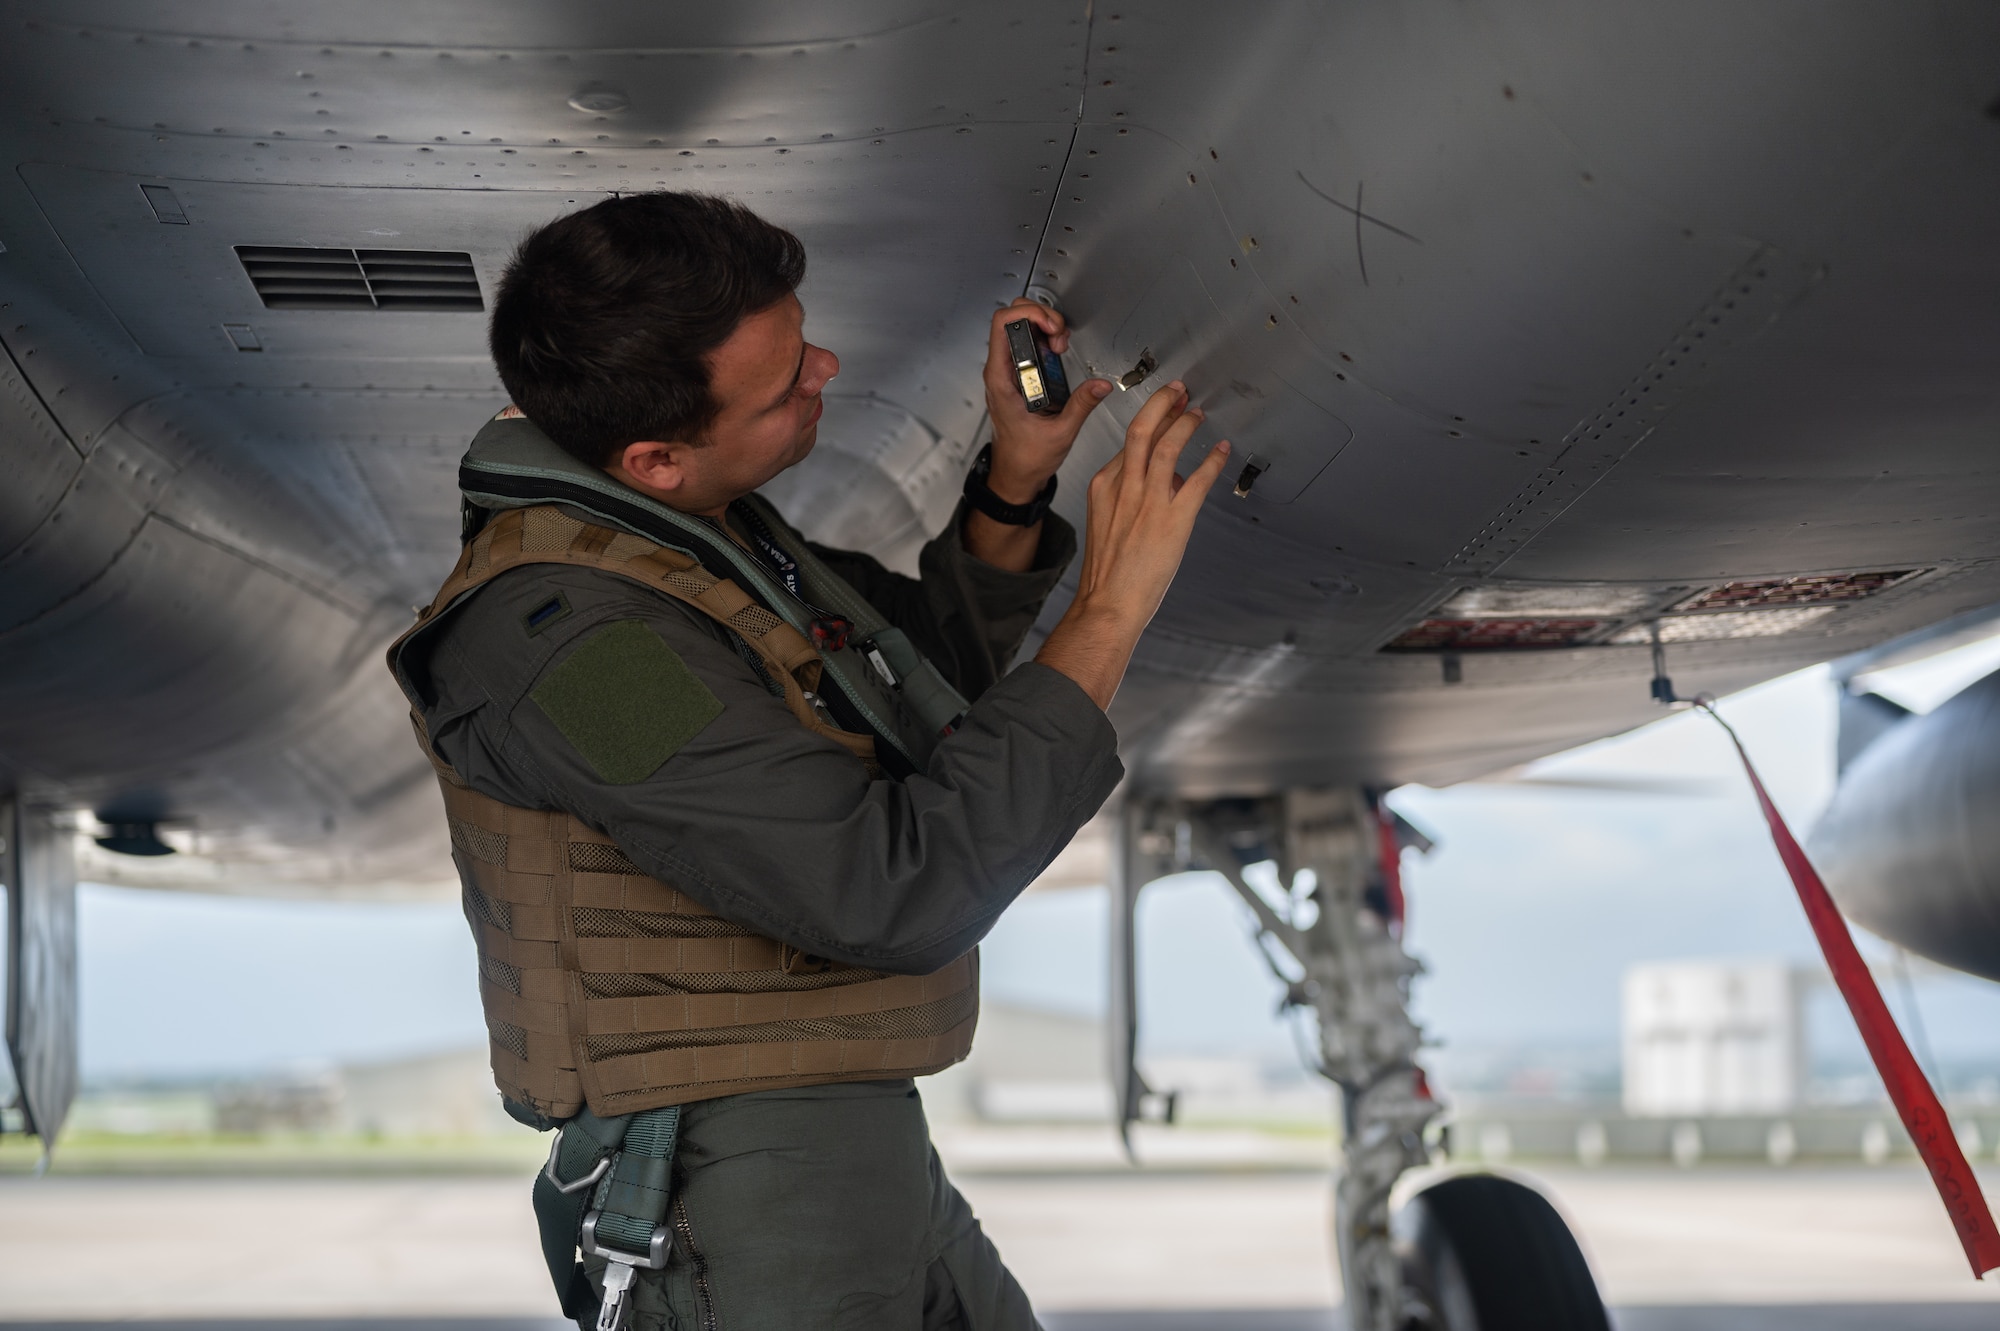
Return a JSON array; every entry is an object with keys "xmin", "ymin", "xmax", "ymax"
[{"xmin": 766, "ymin": 340, "xmax": 806, "ymax": 412}]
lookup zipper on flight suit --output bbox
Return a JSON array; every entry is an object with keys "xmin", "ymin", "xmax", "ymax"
[{"xmin": 672, "ymin": 1191, "xmax": 718, "ymax": 1331}]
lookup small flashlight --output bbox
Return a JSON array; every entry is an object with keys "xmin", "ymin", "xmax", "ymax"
[{"xmin": 1005, "ymin": 318, "xmax": 1071, "ymax": 415}]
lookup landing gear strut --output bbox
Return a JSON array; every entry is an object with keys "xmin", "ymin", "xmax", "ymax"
[
  {"xmin": 1109, "ymin": 787, "xmax": 1605, "ymax": 1331},
  {"xmin": 3, "ymin": 794, "xmax": 79, "ymax": 1161}
]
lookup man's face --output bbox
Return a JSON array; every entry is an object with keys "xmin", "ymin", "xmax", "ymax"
[{"xmin": 613, "ymin": 294, "xmax": 839, "ymax": 517}]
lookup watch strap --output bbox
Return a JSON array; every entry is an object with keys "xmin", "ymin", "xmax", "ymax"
[{"xmin": 963, "ymin": 444, "xmax": 1057, "ymax": 526}]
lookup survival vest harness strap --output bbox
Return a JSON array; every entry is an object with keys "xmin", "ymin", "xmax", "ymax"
[
  {"xmin": 534, "ymin": 1103, "xmax": 683, "ymax": 1331},
  {"xmin": 456, "ymin": 413, "xmax": 971, "ymax": 774}
]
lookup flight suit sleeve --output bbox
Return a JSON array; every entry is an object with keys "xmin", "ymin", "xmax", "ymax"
[
  {"xmin": 417, "ymin": 562, "xmax": 1122, "ymax": 976},
  {"xmin": 802, "ymin": 499, "xmax": 1076, "ymax": 701}
]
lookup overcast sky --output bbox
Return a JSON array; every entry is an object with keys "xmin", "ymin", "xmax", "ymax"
[{"xmin": 53, "ymin": 633, "xmax": 2000, "ymax": 1088}]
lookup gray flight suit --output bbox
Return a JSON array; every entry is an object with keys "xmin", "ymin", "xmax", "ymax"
[{"xmin": 402, "ymin": 494, "xmax": 1124, "ymax": 1329}]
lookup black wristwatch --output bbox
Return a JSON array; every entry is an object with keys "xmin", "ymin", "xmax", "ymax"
[{"xmin": 963, "ymin": 444, "xmax": 1058, "ymax": 526}]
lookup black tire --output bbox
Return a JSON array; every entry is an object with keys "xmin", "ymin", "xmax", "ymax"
[{"xmin": 1392, "ymin": 1173, "xmax": 1609, "ymax": 1331}]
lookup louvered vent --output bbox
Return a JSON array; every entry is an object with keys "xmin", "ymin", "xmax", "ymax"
[
  {"xmin": 1673, "ymin": 571, "xmax": 1927, "ymax": 611},
  {"xmin": 235, "ymin": 246, "xmax": 483, "ymax": 311},
  {"xmin": 1382, "ymin": 618, "xmax": 1608, "ymax": 652}
]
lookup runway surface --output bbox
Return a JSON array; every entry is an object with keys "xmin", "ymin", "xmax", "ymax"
[
  {"xmin": 5, "ymin": 1312, "xmax": 1999, "ymax": 1330},
  {"xmin": 3, "ymin": 1164, "xmax": 1996, "ymax": 1324}
]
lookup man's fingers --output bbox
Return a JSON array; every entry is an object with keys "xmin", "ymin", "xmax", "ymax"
[
  {"xmin": 989, "ymin": 298, "xmax": 1073, "ymax": 378},
  {"xmin": 1060, "ymin": 377, "xmax": 1114, "ymax": 427},
  {"xmin": 1022, "ymin": 299, "xmax": 1067, "ymax": 342},
  {"xmin": 1041, "ymin": 307, "xmax": 1071, "ymax": 354},
  {"xmin": 1144, "ymin": 405, "xmax": 1207, "ymax": 485},
  {"xmin": 1091, "ymin": 447, "xmax": 1127, "ymax": 496},
  {"xmin": 1118, "ymin": 394, "xmax": 1185, "ymax": 511},
  {"xmin": 1125, "ymin": 381, "xmax": 1188, "ymax": 457},
  {"xmin": 993, "ymin": 298, "xmax": 1065, "ymax": 341},
  {"xmin": 1175, "ymin": 439, "xmax": 1234, "ymax": 508}
]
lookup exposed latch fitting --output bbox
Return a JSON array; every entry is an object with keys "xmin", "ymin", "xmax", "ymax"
[
  {"xmin": 1233, "ymin": 456, "xmax": 1268, "ymax": 499},
  {"xmin": 1117, "ymin": 349, "xmax": 1156, "ymax": 390}
]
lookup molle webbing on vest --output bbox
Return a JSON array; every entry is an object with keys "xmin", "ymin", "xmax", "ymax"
[
  {"xmin": 438, "ymin": 774, "xmax": 978, "ymax": 1118},
  {"xmin": 393, "ymin": 505, "xmax": 979, "ymax": 1118}
]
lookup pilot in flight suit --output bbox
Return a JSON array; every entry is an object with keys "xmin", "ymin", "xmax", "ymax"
[{"xmin": 388, "ymin": 191, "xmax": 1229, "ymax": 1330}]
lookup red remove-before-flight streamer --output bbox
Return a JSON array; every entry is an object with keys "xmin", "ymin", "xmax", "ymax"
[{"xmin": 1700, "ymin": 700, "xmax": 2000, "ymax": 1278}]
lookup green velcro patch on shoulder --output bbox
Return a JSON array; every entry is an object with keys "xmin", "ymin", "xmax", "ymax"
[{"xmin": 530, "ymin": 620, "xmax": 725, "ymax": 784}]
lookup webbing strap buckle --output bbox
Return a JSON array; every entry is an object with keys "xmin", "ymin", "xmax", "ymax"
[
  {"xmin": 580, "ymin": 1209, "xmax": 671, "ymax": 1331},
  {"xmin": 579, "ymin": 1209, "xmax": 671, "ymax": 1269}
]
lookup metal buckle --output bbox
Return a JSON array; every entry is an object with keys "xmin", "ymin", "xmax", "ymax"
[
  {"xmin": 543, "ymin": 1134, "xmax": 613, "ymax": 1195},
  {"xmin": 595, "ymin": 1261, "xmax": 637, "ymax": 1331},
  {"xmin": 581, "ymin": 1209, "xmax": 672, "ymax": 1331},
  {"xmin": 580, "ymin": 1209, "xmax": 671, "ymax": 1270}
]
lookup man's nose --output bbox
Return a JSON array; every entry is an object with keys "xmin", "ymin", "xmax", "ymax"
[{"xmin": 802, "ymin": 345, "xmax": 839, "ymax": 395}]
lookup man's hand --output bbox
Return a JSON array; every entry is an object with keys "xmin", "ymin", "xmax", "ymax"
[
  {"xmin": 1034, "ymin": 381, "xmax": 1232, "ymax": 710},
  {"xmin": 981, "ymin": 297, "xmax": 1114, "ymax": 502},
  {"xmin": 962, "ymin": 298, "xmax": 1115, "ymax": 573}
]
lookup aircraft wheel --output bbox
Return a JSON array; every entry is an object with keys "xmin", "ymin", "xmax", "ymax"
[{"xmin": 1391, "ymin": 1173, "xmax": 1609, "ymax": 1331}]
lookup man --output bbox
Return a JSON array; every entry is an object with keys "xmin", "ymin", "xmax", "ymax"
[{"xmin": 388, "ymin": 192, "xmax": 1228, "ymax": 1330}]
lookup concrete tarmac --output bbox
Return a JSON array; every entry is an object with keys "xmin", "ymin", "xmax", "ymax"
[
  {"xmin": 2, "ymin": 1164, "xmax": 1997, "ymax": 1326},
  {"xmin": 6, "ymin": 1311, "xmax": 1998, "ymax": 1330}
]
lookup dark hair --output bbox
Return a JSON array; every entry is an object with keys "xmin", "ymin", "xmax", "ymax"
[{"xmin": 489, "ymin": 192, "xmax": 807, "ymax": 468}]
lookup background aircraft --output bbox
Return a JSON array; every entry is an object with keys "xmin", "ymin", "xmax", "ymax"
[{"xmin": 5, "ymin": 4, "xmax": 2000, "ymax": 1326}]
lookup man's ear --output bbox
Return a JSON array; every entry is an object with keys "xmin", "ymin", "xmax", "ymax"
[{"xmin": 614, "ymin": 439, "xmax": 687, "ymax": 495}]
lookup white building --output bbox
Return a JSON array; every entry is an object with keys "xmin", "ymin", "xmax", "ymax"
[
  {"xmin": 1622, "ymin": 959, "xmax": 1804, "ymax": 1115},
  {"xmin": 919, "ymin": 1002, "xmax": 1333, "ymax": 1127}
]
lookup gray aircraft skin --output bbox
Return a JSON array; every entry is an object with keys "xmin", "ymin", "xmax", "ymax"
[
  {"xmin": 5, "ymin": 0, "xmax": 1999, "ymax": 883},
  {"xmin": 4, "ymin": 1, "xmax": 2000, "ymax": 1319}
]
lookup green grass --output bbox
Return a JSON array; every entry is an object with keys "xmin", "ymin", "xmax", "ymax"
[{"xmin": 0, "ymin": 1130, "xmax": 548, "ymax": 1176}]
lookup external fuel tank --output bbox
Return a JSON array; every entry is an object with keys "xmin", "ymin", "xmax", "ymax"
[{"xmin": 1810, "ymin": 668, "xmax": 2000, "ymax": 982}]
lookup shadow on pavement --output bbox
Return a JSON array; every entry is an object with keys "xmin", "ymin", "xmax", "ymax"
[
  {"xmin": 1611, "ymin": 1307, "xmax": 2000, "ymax": 1331},
  {"xmin": 5, "ymin": 1308, "xmax": 1998, "ymax": 1331},
  {"xmin": 1044, "ymin": 1309, "xmax": 2000, "ymax": 1331}
]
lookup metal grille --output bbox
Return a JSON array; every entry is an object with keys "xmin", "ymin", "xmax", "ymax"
[
  {"xmin": 1435, "ymin": 585, "xmax": 1661, "ymax": 618},
  {"xmin": 1609, "ymin": 606, "xmax": 1836, "ymax": 643},
  {"xmin": 235, "ymin": 245, "xmax": 483, "ymax": 311},
  {"xmin": 1674, "ymin": 570, "xmax": 1925, "ymax": 611},
  {"xmin": 582, "ymin": 988, "xmax": 975, "ymax": 1060},
  {"xmin": 1382, "ymin": 618, "xmax": 1604, "ymax": 652},
  {"xmin": 360, "ymin": 249, "xmax": 484, "ymax": 309}
]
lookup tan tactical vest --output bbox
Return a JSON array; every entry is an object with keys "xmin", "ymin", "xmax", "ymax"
[{"xmin": 390, "ymin": 505, "xmax": 979, "ymax": 1120}]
